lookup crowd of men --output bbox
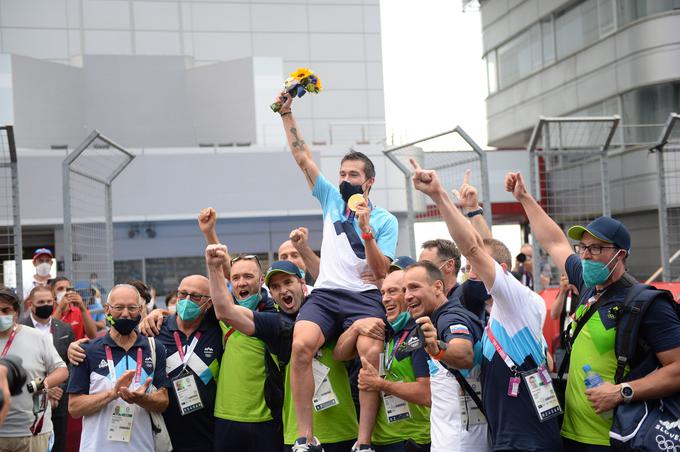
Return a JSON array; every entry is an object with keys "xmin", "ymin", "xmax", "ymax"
[{"xmin": 0, "ymin": 90, "xmax": 680, "ymax": 452}]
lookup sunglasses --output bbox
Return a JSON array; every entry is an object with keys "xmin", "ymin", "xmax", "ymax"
[{"xmin": 230, "ymin": 254, "xmax": 261, "ymax": 266}]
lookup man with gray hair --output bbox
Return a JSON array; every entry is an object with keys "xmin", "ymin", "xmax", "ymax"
[{"xmin": 67, "ymin": 284, "xmax": 170, "ymax": 452}]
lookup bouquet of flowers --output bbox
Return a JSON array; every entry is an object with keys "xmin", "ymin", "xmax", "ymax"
[{"xmin": 270, "ymin": 68, "xmax": 322, "ymax": 113}]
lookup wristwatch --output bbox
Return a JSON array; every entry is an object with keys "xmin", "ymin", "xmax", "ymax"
[
  {"xmin": 620, "ymin": 383, "xmax": 634, "ymax": 403},
  {"xmin": 361, "ymin": 229, "xmax": 374, "ymax": 241},
  {"xmin": 466, "ymin": 208, "xmax": 484, "ymax": 218}
]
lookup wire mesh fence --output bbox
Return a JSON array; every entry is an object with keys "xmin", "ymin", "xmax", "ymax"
[
  {"xmin": 527, "ymin": 116, "xmax": 620, "ymax": 289},
  {"xmin": 653, "ymin": 113, "xmax": 680, "ymax": 282},
  {"xmin": 0, "ymin": 125, "xmax": 22, "ymax": 297},
  {"xmin": 383, "ymin": 127, "xmax": 491, "ymax": 257},
  {"xmin": 63, "ymin": 131, "xmax": 134, "ymax": 305}
]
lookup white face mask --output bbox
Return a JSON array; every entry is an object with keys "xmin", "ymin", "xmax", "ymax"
[
  {"xmin": 0, "ymin": 315, "xmax": 14, "ymax": 332},
  {"xmin": 56, "ymin": 291, "xmax": 66, "ymax": 304},
  {"xmin": 36, "ymin": 262, "xmax": 51, "ymax": 277}
]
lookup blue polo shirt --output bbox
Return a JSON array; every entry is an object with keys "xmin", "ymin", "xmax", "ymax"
[
  {"xmin": 312, "ymin": 173, "xmax": 398, "ymax": 292},
  {"xmin": 157, "ymin": 309, "xmax": 222, "ymax": 452},
  {"xmin": 67, "ymin": 332, "xmax": 171, "ymax": 452}
]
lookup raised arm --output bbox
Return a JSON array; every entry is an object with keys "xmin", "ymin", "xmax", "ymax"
[
  {"xmin": 276, "ymin": 91, "xmax": 320, "ymax": 190},
  {"xmin": 453, "ymin": 169, "xmax": 492, "ymax": 240},
  {"xmin": 290, "ymin": 227, "xmax": 320, "ymax": 280},
  {"xmin": 356, "ymin": 201, "xmax": 391, "ymax": 281},
  {"xmin": 410, "ymin": 159, "xmax": 497, "ymax": 291},
  {"xmin": 505, "ymin": 172, "xmax": 573, "ymax": 274},
  {"xmin": 205, "ymin": 244, "xmax": 256, "ymax": 336},
  {"xmin": 198, "ymin": 207, "xmax": 231, "ymax": 279}
]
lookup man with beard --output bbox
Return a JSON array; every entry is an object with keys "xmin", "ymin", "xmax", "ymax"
[
  {"xmin": 67, "ymin": 284, "xmax": 169, "ymax": 452},
  {"xmin": 276, "ymin": 91, "xmax": 398, "ymax": 452},
  {"xmin": 206, "ymin": 245, "xmax": 358, "ymax": 451}
]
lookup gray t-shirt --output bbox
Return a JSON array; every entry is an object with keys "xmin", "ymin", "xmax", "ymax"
[{"xmin": 0, "ymin": 324, "xmax": 66, "ymax": 437}]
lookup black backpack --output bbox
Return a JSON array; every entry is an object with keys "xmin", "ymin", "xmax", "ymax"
[{"xmin": 608, "ymin": 283, "xmax": 680, "ymax": 451}]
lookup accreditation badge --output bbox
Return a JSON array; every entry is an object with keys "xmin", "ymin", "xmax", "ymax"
[
  {"xmin": 172, "ymin": 369, "xmax": 204, "ymax": 416},
  {"xmin": 107, "ymin": 401, "xmax": 134, "ymax": 442},
  {"xmin": 459, "ymin": 378, "xmax": 486, "ymax": 426},
  {"xmin": 382, "ymin": 385, "xmax": 411, "ymax": 423},
  {"xmin": 522, "ymin": 365, "xmax": 563, "ymax": 422},
  {"xmin": 312, "ymin": 358, "xmax": 338, "ymax": 411}
]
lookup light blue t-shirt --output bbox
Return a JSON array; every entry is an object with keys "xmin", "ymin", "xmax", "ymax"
[{"xmin": 312, "ymin": 173, "xmax": 398, "ymax": 292}]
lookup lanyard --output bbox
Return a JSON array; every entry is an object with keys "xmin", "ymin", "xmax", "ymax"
[
  {"xmin": 173, "ymin": 331, "xmax": 202, "ymax": 367},
  {"xmin": 485, "ymin": 325, "xmax": 517, "ymax": 373},
  {"xmin": 1, "ymin": 326, "xmax": 18, "ymax": 358},
  {"xmin": 385, "ymin": 330, "xmax": 409, "ymax": 372},
  {"xmin": 104, "ymin": 345, "xmax": 143, "ymax": 383}
]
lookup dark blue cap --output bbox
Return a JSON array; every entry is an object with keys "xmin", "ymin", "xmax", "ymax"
[
  {"xmin": 265, "ymin": 260, "xmax": 304, "ymax": 285},
  {"xmin": 390, "ymin": 255, "xmax": 416, "ymax": 271},
  {"xmin": 567, "ymin": 216, "xmax": 631, "ymax": 252}
]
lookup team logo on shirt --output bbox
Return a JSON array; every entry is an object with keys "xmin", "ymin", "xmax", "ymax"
[
  {"xmin": 450, "ymin": 324, "xmax": 470, "ymax": 335},
  {"xmin": 203, "ymin": 347, "xmax": 214, "ymax": 358},
  {"xmin": 145, "ymin": 356, "xmax": 153, "ymax": 368},
  {"xmin": 98, "ymin": 359, "xmax": 108, "ymax": 369}
]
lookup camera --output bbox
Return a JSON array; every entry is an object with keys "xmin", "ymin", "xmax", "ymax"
[
  {"xmin": 26, "ymin": 377, "xmax": 45, "ymax": 394},
  {"xmin": 516, "ymin": 252, "xmax": 527, "ymax": 263},
  {"xmin": 0, "ymin": 355, "xmax": 28, "ymax": 411}
]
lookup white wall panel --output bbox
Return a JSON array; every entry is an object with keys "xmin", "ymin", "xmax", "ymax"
[
  {"xmin": 83, "ymin": 0, "xmax": 130, "ymax": 30},
  {"xmin": 133, "ymin": 1, "xmax": 180, "ymax": 30}
]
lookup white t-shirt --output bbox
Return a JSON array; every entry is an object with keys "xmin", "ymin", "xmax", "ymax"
[{"xmin": 0, "ymin": 325, "xmax": 66, "ymax": 437}]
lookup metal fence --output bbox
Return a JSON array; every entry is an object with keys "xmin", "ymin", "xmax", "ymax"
[
  {"xmin": 652, "ymin": 112, "xmax": 680, "ymax": 282},
  {"xmin": 63, "ymin": 131, "xmax": 134, "ymax": 303},
  {"xmin": 0, "ymin": 125, "xmax": 22, "ymax": 298},
  {"xmin": 383, "ymin": 127, "xmax": 491, "ymax": 258},
  {"xmin": 527, "ymin": 116, "xmax": 620, "ymax": 289}
]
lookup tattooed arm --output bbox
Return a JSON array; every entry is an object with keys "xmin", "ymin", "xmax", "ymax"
[{"xmin": 275, "ymin": 91, "xmax": 320, "ymax": 190}]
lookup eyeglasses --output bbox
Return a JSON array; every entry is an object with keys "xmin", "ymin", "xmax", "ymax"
[
  {"xmin": 231, "ymin": 254, "xmax": 261, "ymax": 266},
  {"xmin": 176, "ymin": 290, "xmax": 210, "ymax": 303},
  {"xmin": 108, "ymin": 304, "xmax": 142, "ymax": 314},
  {"xmin": 573, "ymin": 244, "xmax": 618, "ymax": 256}
]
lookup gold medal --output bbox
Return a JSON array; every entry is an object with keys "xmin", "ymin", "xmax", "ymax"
[{"xmin": 347, "ymin": 194, "xmax": 365, "ymax": 212}]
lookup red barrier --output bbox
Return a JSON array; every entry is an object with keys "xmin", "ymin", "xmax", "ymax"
[{"xmin": 540, "ymin": 282, "xmax": 680, "ymax": 355}]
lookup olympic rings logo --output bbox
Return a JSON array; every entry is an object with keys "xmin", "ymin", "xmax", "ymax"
[{"xmin": 656, "ymin": 435, "xmax": 680, "ymax": 451}]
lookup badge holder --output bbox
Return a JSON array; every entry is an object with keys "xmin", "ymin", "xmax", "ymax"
[
  {"xmin": 108, "ymin": 402, "xmax": 134, "ymax": 442},
  {"xmin": 521, "ymin": 364, "xmax": 563, "ymax": 422},
  {"xmin": 382, "ymin": 387, "xmax": 411, "ymax": 423},
  {"xmin": 312, "ymin": 359, "xmax": 338, "ymax": 412},
  {"xmin": 172, "ymin": 368, "xmax": 204, "ymax": 416}
]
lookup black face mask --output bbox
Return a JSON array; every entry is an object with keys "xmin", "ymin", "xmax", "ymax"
[
  {"xmin": 110, "ymin": 315, "xmax": 141, "ymax": 336},
  {"xmin": 34, "ymin": 304, "xmax": 54, "ymax": 320},
  {"xmin": 461, "ymin": 279, "xmax": 491, "ymax": 320},
  {"xmin": 339, "ymin": 180, "xmax": 365, "ymax": 203}
]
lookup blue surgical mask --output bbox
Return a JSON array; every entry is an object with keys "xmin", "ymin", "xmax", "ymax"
[
  {"xmin": 237, "ymin": 292, "xmax": 261, "ymax": 311},
  {"xmin": 177, "ymin": 298, "xmax": 202, "ymax": 321},
  {"xmin": 582, "ymin": 251, "xmax": 622, "ymax": 288},
  {"xmin": 0, "ymin": 315, "xmax": 14, "ymax": 332},
  {"xmin": 299, "ymin": 269, "xmax": 306, "ymax": 281},
  {"xmin": 389, "ymin": 311, "xmax": 410, "ymax": 333}
]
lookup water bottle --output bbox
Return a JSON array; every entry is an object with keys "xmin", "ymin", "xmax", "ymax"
[{"xmin": 583, "ymin": 364, "xmax": 612, "ymax": 420}]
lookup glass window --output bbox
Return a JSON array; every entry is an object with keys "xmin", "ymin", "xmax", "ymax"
[
  {"xmin": 486, "ymin": 50, "xmax": 498, "ymax": 94},
  {"xmin": 598, "ymin": 0, "xmax": 615, "ymax": 36},
  {"xmin": 622, "ymin": 82, "xmax": 680, "ymax": 144},
  {"xmin": 497, "ymin": 24, "xmax": 542, "ymax": 88},
  {"xmin": 617, "ymin": 0, "xmax": 680, "ymax": 27},
  {"xmin": 555, "ymin": 0, "xmax": 599, "ymax": 60},
  {"xmin": 541, "ymin": 17, "xmax": 555, "ymax": 66}
]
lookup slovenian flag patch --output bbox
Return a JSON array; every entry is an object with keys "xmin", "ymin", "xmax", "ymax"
[{"xmin": 450, "ymin": 324, "xmax": 470, "ymax": 335}]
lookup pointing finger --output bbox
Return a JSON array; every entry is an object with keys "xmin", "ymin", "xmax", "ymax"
[
  {"xmin": 409, "ymin": 158, "xmax": 422, "ymax": 172},
  {"xmin": 463, "ymin": 169, "xmax": 471, "ymax": 185}
]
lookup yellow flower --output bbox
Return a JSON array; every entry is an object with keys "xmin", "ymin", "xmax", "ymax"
[
  {"xmin": 314, "ymin": 78, "xmax": 322, "ymax": 92},
  {"xmin": 291, "ymin": 67, "xmax": 313, "ymax": 80}
]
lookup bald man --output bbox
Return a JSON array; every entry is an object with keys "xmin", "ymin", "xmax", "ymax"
[{"xmin": 69, "ymin": 276, "xmax": 223, "ymax": 452}]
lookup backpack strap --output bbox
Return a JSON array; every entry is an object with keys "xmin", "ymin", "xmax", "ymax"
[{"xmin": 613, "ymin": 284, "xmax": 672, "ymax": 384}]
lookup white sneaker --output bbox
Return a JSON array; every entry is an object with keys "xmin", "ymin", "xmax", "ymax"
[
  {"xmin": 351, "ymin": 443, "xmax": 376, "ymax": 452},
  {"xmin": 292, "ymin": 437, "xmax": 324, "ymax": 452}
]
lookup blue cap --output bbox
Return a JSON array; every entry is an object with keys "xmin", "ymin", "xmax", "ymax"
[
  {"xmin": 390, "ymin": 255, "xmax": 416, "ymax": 271},
  {"xmin": 567, "ymin": 216, "xmax": 631, "ymax": 252},
  {"xmin": 265, "ymin": 260, "xmax": 304, "ymax": 285}
]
